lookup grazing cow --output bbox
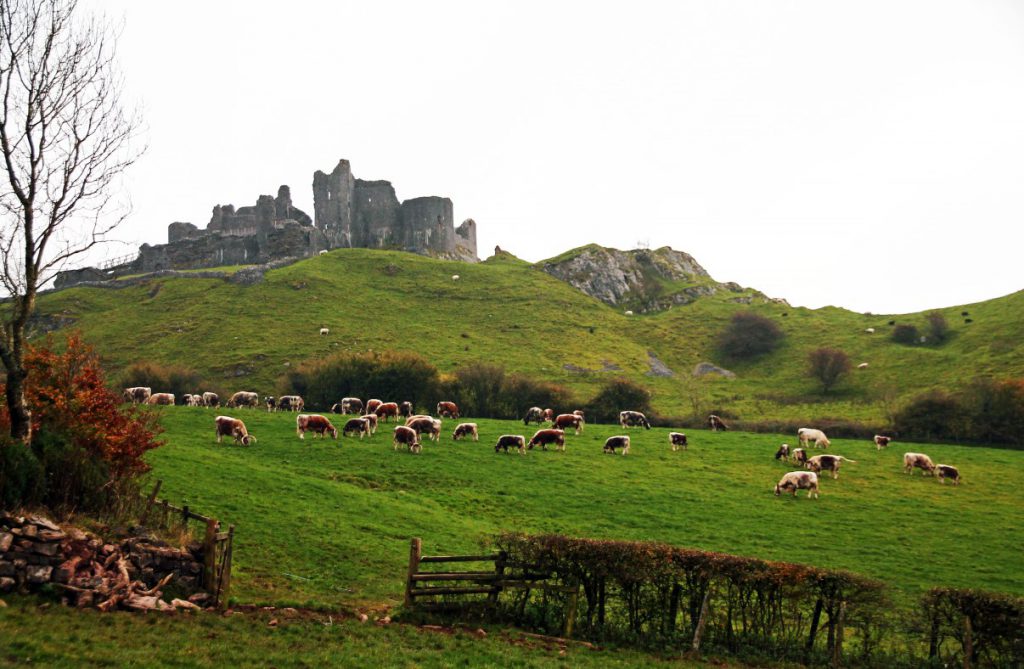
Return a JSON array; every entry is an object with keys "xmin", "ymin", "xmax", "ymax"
[
  {"xmin": 265, "ymin": 396, "xmax": 277, "ymax": 412},
  {"xmin": 405, "ymin": 414, "xmax": 431, "ymax": 425},
  {"xmin": 774, "ymin": 444, "xmax": 791, "ymax": 461},
  {"xmin": 147, "ymin": 393, "xmax": 175, "ymax": 406},
  {"xmin": 874, "ymin": 435, "xmax": 893, "ymax": 450},
  {"xmin": 319, "ymin": 327, "xmax": 329, "ymax": 336},
  {"xmin": 805, "ymin": 454, "xmax": 857, "ymax": 479},
  {"xmin": 399, "ymin": 401, "xmax": 413, "ymax": 418},
  {"xmin": 774, "ymin": 471, "xmax": 819, "ymax": 498},
  {"xmin": 619, "ymin": 411, "xmax": 651, "ymax": 430},
  {"xmin": 494, "ymin": 434, "xmax": 526, "ymax": 455},
  {"xmin": 603, "ymin": 435, "xmax": 631, "ymax": 455},
  {"xmin": 529, "ymin": 428, "xmax": 566, "ymax": 452},
  {"xmin": 904, "ymin": 452, "xmax": 936, "ymax": 476},
  {"xmin": 296, "ymin": 414, "xmax": 339, "ymax": 439},
  {"xmin": 227, "ymin": 391, "xmax": 259, "ymax": 409},
  {"xmin": 340, "ymin": 398, "xmax": 364, "ymax": 415},
  {"xmin": 573, "ymin": 409, "xmax": 585, "ymax": 420},
  {"xmin": 342, "ymin": 418, "xmax": 370, "ymax": 439},
  {"xmin": 542, "ymin": 408, "xmax": 554, "ymax": 422},
  {"xmin": 523, "ymin": 407, "xmax": 545, "ymax": 425},
  {"xmin": 436, "ymin": 401, "xmax": 459, "ymax": 419},
  {"xmin": 202, "ymin": 392, "xmax": 220, "ymax": 408},
  {"xmin": 452, "ymin": 423, "xmax": 479, "ymax": 442},
  {"xmin": 553, "ymin": 413, "xmax": 584, "ymax": 435},
  {"xmin": 406, "ymin": 416, "xmax": 438, "ymax": 439},
  {"xmin": 360, "ymin": 414, "xmax": 379, "ymax": 435},
  {"xmin": 792, "ymin": 448, "xmax": 808, "ymax": 466},
  {"xmin": 188, "ymin": 394, "xmax": 206, "ymax": 407},
  {"xmin": 669, "ymin": 432, "xmax": 688, "ymax": 451},
  {"xmin": 182, "ymin": 394, "xmax": 197, "ymax": 406},
  {"xmin": 708, "ymin": 415, "xmax": 728, "ymax": 431},
  {"xmin": 215, "ymin": 416, "xmax": 255, "ymax": 446},
  {"xmin": 365, "ymin": 399, "xmax": 383, "ymax": 415},
  {"xmin": 798, "ymin": 428, "xmax": 831, "ymax": 449},
  {"xmin": 393, "ymin": 425, "xmax": 421, "ymax": 453},
  {"xmin": 936, "ymin": 464, "xmax": 961, "ymax": 485},
  {"xmin": 277, "ymin": 395, "xmax": 305, "ymax": 412},
  {"xmin": 123, "ymin": 387, "xmax": 152, "ymax": 404},
  {"xmin": 375, "ymin": 402, "xmax": 400, "ymax": 422}
]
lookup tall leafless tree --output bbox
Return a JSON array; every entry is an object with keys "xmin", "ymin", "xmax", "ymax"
[{"xmin": 0, "ymin": 0, "xmax": 142, "ymax": 442}]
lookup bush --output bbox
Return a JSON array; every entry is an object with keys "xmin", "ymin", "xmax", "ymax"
[
  {"xmin": 894, "ymin": 391, "xmax": 967, "ymax": 442},
  {"xmin": 585, "ymin": 377, "xmax": 652, "ymax": 424},
  {"xmin": 925, "ymin": 312, "xmax": 950, "ymax": 344},
  {"xmin": 282, "ymin": 350, "xmax": 441, "ymax": 412},
  {"xmin": 0, "ymin": 334, "xmax": 163, "ymax": 516},
  {"xmin": 443, "ymin": 364, "xmax": 576, "ymax": 419},
  {"xmin": 807, "ymin": 347, "xmax": 852, "ymax": 394},
  {"xmin": 716, "ymin": 312, "xmax": 784, "ymax": 359},
  {"xmin": 117, "ymin": 362, "xmax": 203, "ymax": 401},
  {"xmin": 891, "ymin": 324, "xmax": 919, "ymax": 345},
  {"xmin": 960, "ymin": 378, "xmax": 1024, "ymax": 445},
  {"xmin": 923, "ymin": 588, "xmax": 1024, "ymax": 667}
]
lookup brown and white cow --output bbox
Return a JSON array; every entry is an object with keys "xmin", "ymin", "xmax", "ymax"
[
  {"xmin": 805, "ymin": 454, "xmax": 856, "ymax": 479},
  {"xmin": 375, "ymin": 402, "xmax": 400, "ymax": 422},
  {"xmin": 342, "ymin": 418, "xmax": 370, "ymax": 439},
  {"xmin": 523, "ymin": 407, "xmax": 545, "ymax": 425},
  {"xmin": 904, "ymin": 452, "xmax": 936, "ymax": 476},
  {"xmin": 452, "ymin": 423, "xmax": 479, "ymax": 441},
  {"xmin": 791, "ymin": 448, "xmax": 808, "ymax": 466},
  {"xmin": 365, "ymin": 399, "xmax": 383, "ymax": 415},
  {"xmin": 360, "ymin": 413, "xmax": 379, "ymax": 435},
  {"xmin": 123, "ymin": 387, "xmax": 152, "ymax": 404},
  {"xmin": 529, "ymin": 428, "xmax": 565, "ymax": 452},
  {"xmin": 227, "ymin": 391, "xmax": 259, "ymax": 409},
  {"xmin": 399, "ymin": 401, "xmax": 414, "ymax": 418},
  {"xmin": 798, "ymin": 428, "xmax": 831, "ymax": 449},
  {"xmin": 873, "ymin": 435, "xmax": 893, "ymax": 450},
  {"xmin": 333, "ymin": 397, "xmax": 363, "ymax": 415},
  {"xmin": 436, "ymin": 401, "xmax": 459, "ymax": 419},
  {"xmin": 147, "ymin": 393, "xmax": 175, "ymax": 406},
  {"xmin": 542, "ymin": 408, "xmax": 554, "ymax": 422},
  {"xmin": 774, "ymin": 444, "xmax": 791, "ymax": 461},
  {"xmin": 495, "ymin": 434, "xmax": 526, "ymax": 455},
  {"xmin": 393, "ymin": 425, "xmax": 421, "ymax": 453},
  {"xmin": 774, "ymin": 471, "xmax": 819, "ymax": 498},
  {"xmin": 296, "ymin": 414, "xmax": 339, "ymax": 439},
  {"xmin": 265, "ymin": 396, "xmax": 277, "ymax": 412},
  {"xmin": 277, "ymin": 395, "xmax": 305, "ymax": 412},
  {"xmin": 553, "ymin": 413, "xmax": 584, "ymax": 435},
  {"xmin": 406, "ymin": 416, "xmax": 439, "ymax": 440},
  {"xmin": 708, "ymin": 414, "xmax": 728, "ymax": 432},
  {"xmin": 573, "ymin": 409, "xmax": 585, "ymax": 420},
  {"xmin": 215, "ymin": 416, "xmax": 255, "ymax": 446},
  {"xmin": 603, "ymin": 435, "xmax": 631, "ymax": 455},
  {"xmin": 183, "ymin": 394, "xmax": 202, "ymax": 407},
  {"xmin": 936, "ymin": 464, "xmax": 961, "ymax": 485},
  {"xmin": 202, "ymin": 392, "xmax": 220, "ymax": 408},
  {"xmin": 669, "ymin": 432, "xmax": 688, "ymax": 451},
  {"xmin": 619, "ymin": 411, "xmax": 650, "ymax": 430}
]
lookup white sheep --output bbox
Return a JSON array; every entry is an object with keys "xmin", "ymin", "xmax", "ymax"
[
  {"xmin": 624, "ymin": 310, "xmax": 634, "ymax": 316},
  {"xmin": 319, "ymin": 327, "xmax": 329, "ymax": 336},
  {"xmin": 451, "ymin": 274, "xmax": 460, "ymax": 281},
  {"xmin": 858, "ymin": 362, "xmax": 869, "ymax": 369},
  {"xmin": 865, "ymin": 327, "xmax": 875, "ymax": 334}
]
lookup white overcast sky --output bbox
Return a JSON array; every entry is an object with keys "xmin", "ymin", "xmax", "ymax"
[{"xmin": 80, "ymin": 0, "xmax": 1024, "ymax": 314}]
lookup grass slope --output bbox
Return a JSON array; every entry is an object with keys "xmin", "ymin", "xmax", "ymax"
[
  {"xmin": 145, "ymin": 408, "xmax": 1023, "ymax": 609},
  {"xmin": 32, "ymin": 248, "xmax": 1024, "ymax": 423}
]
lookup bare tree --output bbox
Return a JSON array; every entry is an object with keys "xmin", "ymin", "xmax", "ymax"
[
  {"xmin": 807, "ymin": 347, "xmax": 852, "ymax": 394},
  {"xmin": 0, "ymin": 0, "xmax": 142, "ymax": 442}
]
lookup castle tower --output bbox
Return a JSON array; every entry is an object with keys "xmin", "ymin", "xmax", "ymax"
[{"xmin": 312, "ymin": 159, "xmax": 354, "ymax": 248}]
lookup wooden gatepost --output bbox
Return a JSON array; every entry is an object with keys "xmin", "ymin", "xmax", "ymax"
[{"xmin": 404, "ymin": 537, "xmax": 579, "ymax": 637}]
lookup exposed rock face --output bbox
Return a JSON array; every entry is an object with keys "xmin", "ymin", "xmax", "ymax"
[
  {"xmin": 693, "ymin": 362, "xmax": 736, "ymax": 379},
  {"xmin": 646, "ymin": 351, "xmax": 674, "ymax": 378}
]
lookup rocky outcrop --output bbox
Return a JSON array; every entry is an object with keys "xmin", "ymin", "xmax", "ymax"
[{"xmin": 693, "ymin": 362, "xmax": 736, "ymax": 379}]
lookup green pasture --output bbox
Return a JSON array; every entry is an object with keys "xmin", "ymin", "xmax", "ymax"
[
  {"xmin": 145, "ymin": 408, "xmax": 1024, "ymax": 610},
  {"xmin": 32, "ymin": 248, "xmax": 1024, "ymax": 425}
]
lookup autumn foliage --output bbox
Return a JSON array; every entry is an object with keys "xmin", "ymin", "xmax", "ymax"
[{"xmin": 0, "ymin": 333, "xmax": 162, "ymax": 513}]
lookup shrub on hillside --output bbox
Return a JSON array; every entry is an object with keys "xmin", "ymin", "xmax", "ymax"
[
  {"xmin": 807, "ymin": 347, "xmax": 852, "ymax": 394},
  {"xmin": 117, "ymin": 362, "xmax": 203, "ymax": 401},
  {"xmin": 443, "ymin": 364, "xmax": 576, "ymax": 419},
  {"xmin": 925, "ymin": 311, "xmax": 950, "ymax": 344},
  {"xmin": 891, "ymin": 324, "xmax": 919, "ymax": 345},
  {"xmin": 585, "ymin": 377, "xmax": 652, "ymax": 424},
  {"xmin": 500, "ymin": 374, "xmax": 575, "ymax": 418},
  {"xmin": 716, "ymin": 312, "xmax": 783, "ymax": 359},
  {"xmin": 0, "ymin": 334, "xmax": 163, "ymax": 515},
  {"xmin": 960, "ymin": 378, "xmax": 1024, "ymax": 445},
  {"xmin": 282, "ymin": 350, "xmax": 441, "ymax": 412},
  {"xmin": 894, "ymin": 391, "xmax": 967, "ymax": 442}
]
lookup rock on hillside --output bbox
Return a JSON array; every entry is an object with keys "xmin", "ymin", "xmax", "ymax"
[{"xmin": 537, "ymin": 245, "xmax": 779, "ymax": 312}]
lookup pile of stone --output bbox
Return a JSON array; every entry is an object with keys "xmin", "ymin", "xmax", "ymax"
[{"xmin": 1, "ymin": 512, "xmax": 211, "ymax": 612}]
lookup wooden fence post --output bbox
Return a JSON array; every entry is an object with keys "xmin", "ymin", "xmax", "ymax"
[
  {"xmin": 691, "ymin": 585, "xmax": 713, "ymax": 653},
  {"xmin": 929, "ymin": 605, "xmax": 940, "ymax": 660},
  {"xmin": 807, "ymin": 597, "xmax": 824, "ymax": 655},
  {"xmin": 963, "ymin": 614, "xmax": 973, "ymax": 669},
  {"xmin": 405, "ymin": 538, "xmax": 422, "ymax": 608},
  {"xmin": 202, "ymin": 518, "xmax": 218, "ymax": 591},
  {"xmin": 832, "ymin": 600, "xmax": 846, "ymax": 668},
  {"xmin": 563, "ymin": 584, "xmax": 580, "ymax": 639},
  {"xmin": 139, "ymin": 480, "xmax": 162, "ymax": 526},
  {"xmin": 489, "ymin": 550, "xmax": 506, "ymax": 607},
  {"xmin": 218, "ymin": 525, "xmax": 234, "ymax": 610}
]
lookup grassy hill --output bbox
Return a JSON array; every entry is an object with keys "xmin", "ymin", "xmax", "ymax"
[{"xmin": 31, "ymin": 247, "xmax": 1024, "ymax": 424}]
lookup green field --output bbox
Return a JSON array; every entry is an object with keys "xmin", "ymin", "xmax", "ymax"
[
  {"xmin": 145, "ymin": 408, "xmax": 1023, "ymax": 608},
  {"xmin": 32, "ymin": 248, "xmax": 1024, "ymax": 424}
]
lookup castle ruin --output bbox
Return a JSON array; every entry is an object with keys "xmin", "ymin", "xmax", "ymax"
[{"xmin": 54, "ymin": 159, "xmax": 478, "ymax": 288}]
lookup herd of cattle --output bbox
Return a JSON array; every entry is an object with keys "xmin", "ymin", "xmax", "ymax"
[{"xmin": 124, "ymin": 388, "xmax": 963, "ymax": 497}]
